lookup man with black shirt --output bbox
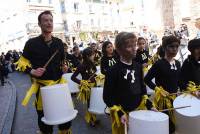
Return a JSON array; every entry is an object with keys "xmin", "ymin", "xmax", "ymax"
[{"xmin": 15, "ymin": 11, "xmax": 71, "ymax": 134}]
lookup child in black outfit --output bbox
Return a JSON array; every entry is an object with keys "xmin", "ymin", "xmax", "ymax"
[
  {"xmin": 100, "ymin": 41, "xmax": 118, "ymax": 75},
  {"xmin": 90, "ymin": 42, "xmax": 102, "ymax": 66},
  {"xmin": 71, "ymin": 47, "xmax": 97, "ymax": 126},
  {"xmin": 179, "ymin": 39, "xmax": 200, "ymax": 96},
  {"xmin": 135, "ymin": 37, "xmax": 150, "ymax": 67},
  {"xmin": 144, "ymin": 35, "xmax": 181, "ymax": 134},
  {"xmin": 103, "ymin": 32, "xmax": 153, "ymax": 134}
]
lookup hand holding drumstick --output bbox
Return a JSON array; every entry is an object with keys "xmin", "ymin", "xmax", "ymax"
[{"xmin": 30, "ymin": 50, "xmax": 58, "ymax": 77}]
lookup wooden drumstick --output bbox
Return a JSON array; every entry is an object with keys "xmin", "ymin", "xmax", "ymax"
[
  {"xmin": 88, "ymin": 72, "xmax": 97, "ymax": 81},
  {"xmin": 43, "ymin": 49, "xmax": 59, "ymax": 69},
  {"xmin": 159, "ymin": 105, "xmax": 191, "ymax": 112},
  {"xmin": 124, "ymin": 123, "xmax": 128, "ymax": 134},
  {"xmin": 168, "ymin": 91, "xmax": 191, "ymax": 96}
]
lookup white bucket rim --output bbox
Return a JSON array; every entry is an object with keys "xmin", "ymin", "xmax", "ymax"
[
  {"xmin": 129, "ymin": 110, "xmax": 169, "ymax": 122},
  {"xmin": 173, "ymin": 94, "xmax": 200, "ymax": 117},
  {"xmin": 41, "ymin": 109, "xmax": 78, "ymax": 125},
  {"xmin": 88, "ymin": 108, "xmax": 105, "ymax": 115},
  {"xmin": 41, "ymin": 83, "xmax": 67, "ymax": 90}
]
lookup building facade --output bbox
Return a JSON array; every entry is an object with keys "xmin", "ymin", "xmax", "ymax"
[{"xmin": 0, "ymin": 0, "xmax": 64, "ymax": 53}]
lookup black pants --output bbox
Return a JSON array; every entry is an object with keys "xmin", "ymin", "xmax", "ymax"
[{"xmin": 36, "ymin": 110, "xmax": 71, "ymax": 134}]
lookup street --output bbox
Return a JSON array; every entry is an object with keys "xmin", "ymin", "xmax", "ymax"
[{"xmin": 10, "ymin": 72, "xmax": 111, "ymax": 134}]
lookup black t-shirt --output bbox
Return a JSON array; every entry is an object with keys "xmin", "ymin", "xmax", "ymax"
[
  {"xmin": 179, "ymin": 55, "xmax": 200, "ymax": 90},
  {"xmin": 71, "ymin": 64, "xmax": 97, "ymax": 84},
  {"xmin": 144, "ymin": 58, "xmax": 181, "ymax": 93},
  {"xmin": 135, "ymin": 49, "xmax": 150, "ymax": 64},
  {"xmin": 22, "ymin": 35, "xmax": 65, "ymax": 80},
  {"xmin": 100, "ymin": 55, "xmax": 118, "ymax": 75},
  {"xmin": 103, "ymin": 60, "xmax": 147, "ymax": 112}
]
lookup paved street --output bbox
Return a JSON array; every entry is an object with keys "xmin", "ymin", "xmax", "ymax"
[{"xmin": 10, "ymin": 72, "xmax": 111, "ymax": 134}]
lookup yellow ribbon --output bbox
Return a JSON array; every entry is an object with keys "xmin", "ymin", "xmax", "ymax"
[
  {"xmin": 186, "ymin": 81, "xmax": 200, "ymax": 92},
  {"xmin": 154, "ymin": 86, "xmax": 176, "ymax": 123},
  {"xmin": 77, "ymin": 80, "xmax": 95, "ymax": 104},
  {"xmin": 136, "ymin": 95, "xmax": 149, "ymax": 110},
  {"xmin": 110, "ymin": 105, "xmax": 126, "ymax": 128},
  {"xmin": 72, "ymin": 68, "xmax": 77, "ymax": 72},
  {"xmin": 85, "ymin": 111, "xmax": 97, "ymax": 124},
  {"xmin": 95, "ymin": 74, "xmax": 105, "ymax": 87},
  {"xmin": 143, "ymin": 53, "xmax": 160, "ymax": 73},
  {"xmin": 58, "ymin": 128, "xmax": 72, "ymax": 134},
  {"xmin": 22, "ymin": 77, "xmax": 66, "ymax": 110},
  {"xmin": 15, "ymin": 56, "xmax": 32, "ymax": 72}
]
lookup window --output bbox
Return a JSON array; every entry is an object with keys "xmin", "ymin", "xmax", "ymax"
[
  {"xmin": 76, "ymin": 20, "xmax": 81, "ymax": 29},
  {"xmin": 117, "ymin": 9, "xmax": 119, "ymax": 14},
  {"xmin": 89, "ymin": 5, "xmax": 92, "ymax": 13},
  {"xmin": 91, "ymin": 19, "xmax": 94, "ymax": 26},
  {"xmin": 74, "ymin": 3, "xmax": 79, "ymax": 13},
  {"xmin": 49, "ymin": 0, "xmax": 52, "ymax": 4},
  {"xmin": 38, "ymin": 0, "xmax": 41, "ymax": 3},
  {"xmin": 130, "ymin": 22, "xmax": 134, "ymax": 26},
  {"xmin": 63, "ymin": 20, "xmax": 68, "ymax": 31},
  {"xmin": 27, "ymin": 0, "xmax": 31, "ymax": 2},
  {"xmin": 60, "ymin": 1, "xmax": 66, "ymax": 13}
]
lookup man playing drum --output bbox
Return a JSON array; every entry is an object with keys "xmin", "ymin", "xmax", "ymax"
[{"xmin": 15, "ymin": 10, "xmax": 72, "ymax": 134}]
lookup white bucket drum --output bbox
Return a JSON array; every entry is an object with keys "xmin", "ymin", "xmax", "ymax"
[
  {"xmin": 40, "ymin": 84, "xmax": 78, "ymax": 125},
  {"xmin": 173, "ymin": 94, "xmax": 200, "ymax": 134},
  {"xmin": 63, "ymin": 73, "xmax": 81, "ymax": 93},
  {"xmin": 129, "ymin": 110, "xmax": 169, "ymax": 134},
  {"xmin": 88, "ymin": 87, "xmax": 106, "ymax": 114}
]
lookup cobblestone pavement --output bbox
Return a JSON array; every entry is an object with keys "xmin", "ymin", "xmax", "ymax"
[{"xmin": 10, "ymin": 72, "xmax": 112, "ymax": 134}]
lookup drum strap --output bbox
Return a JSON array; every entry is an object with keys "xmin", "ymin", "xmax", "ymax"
[
  {"xmin": 77, "ymin": 80, "xmax": 95, "ymax": 104},
  {"xmin": 22, "ymin": 77, "xmax": 66, "ymax": 110}
]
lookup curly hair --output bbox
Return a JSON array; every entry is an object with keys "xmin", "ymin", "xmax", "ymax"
[
  {"xmin": 102, "ymin": 41, "xmax": 112, "ymax": 56},
  {"xmin": 162, "ymin": 35, "xmax": 180, "ymax": 50}
]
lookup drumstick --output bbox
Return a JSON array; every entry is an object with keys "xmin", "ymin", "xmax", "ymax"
[
  {"xmin": 168, "ymin": 91, "xmax": 191, "ymax": 96},
  {"xmin": 159, "ymin": 105, "xmax": 191, "ymax": 112},
  {"xmin": 88, "ymin": 72, "xmax": 97, "ymax": 81},
  {"xmin": 124, "ymin": 123, "xmax": 128, "ymax": 134},
  {"xmin": 43, "ymin": 50, "xmax": 59, "ymax": 69}
]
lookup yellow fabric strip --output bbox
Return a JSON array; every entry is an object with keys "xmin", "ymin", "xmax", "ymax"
[
  {"xmin": 22, "ymin": 77, "xmax": 66, "ymax": 110},
  {"xmin": 77, "ymin": 80, "xmax": 95, "ymax": 104},
  {"xmin": 186, "ymin": 81, "xmax": 200, "ymax": 92},
  {"xmin": 58, "ymin": 128, "xmax": 72, "ymax": 134},
  {"xmin": 15, "ymin": 56, "xmax": 32, "ymax": 72},
  {"xmin": 143, "ymin": 53, "xmax": 160, "ymax": 73},
  {"xmin": 110, "ymin": 105, "xmax": 126, "ymax": 127},
  {"xmin": 154, "ymin": 86, "xmax": 176, "ymax": 123},
  {"xmin": 95, "ymin": 74, "xmax": 105, "ymax": 87},
  {"xmin": 84, "ymin": 111, "xmax": 96, "ymax": 124},
  {"xmin": 136, "ymin": 95, "xmax": 149, "ymax": 110},
  {"xmin": 110, "ymin": 105, "xmax": 127, "ymax": 134}
]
